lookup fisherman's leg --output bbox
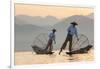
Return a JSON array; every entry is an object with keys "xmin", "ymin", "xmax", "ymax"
[
  {"xmin": 61, "ymin": 37, "xmax": 69, "ymax": 49},
  {"xmin": 59, "ymin": 48, "xmax": 63, "ymax": 55},
  {"xmin": 69, "ymin": 40, "xmax": 72, "ymax": 52},
  {"xmin": 48, "ymin": 40, "xmax": 53, "ymax": 52},
  {"xmin": 59, "ymin": 37, "xmax": 68, "ymax": 55},
  {"xmin": 69, "ymin": 36, "xmax": 72, "ymax": 53},
  {"xmin": 68, "ymin": 40, "xmax": 73, "ymax": 56},
  {"xmin": 45, "ymin": 41, "xmax": 50, "ymax": 51},
  {"xmin": 49, "ymin": 45, "xmax": 53, "ymax": 52}
]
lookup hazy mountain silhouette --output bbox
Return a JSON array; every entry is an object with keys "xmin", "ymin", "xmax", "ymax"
[
  {"xmin": 15, "ymin": 15, "xmax": 59, "ymax": 26},
  {"xmin": 54, "ymin": 15, "xmax": 93, "ymax": 34},
  {"xmin": 15, "ymin": 23, "xmax": 46, "ymax": 34}
]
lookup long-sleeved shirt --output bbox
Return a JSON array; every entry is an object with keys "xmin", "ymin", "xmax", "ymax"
[
  {"xmin": 67, "ymin": 25, "xmax": 78, "ymax": 38},
  {"xmin": 49, "ymin": 32, "xmax": 56, "ymax": 41}
]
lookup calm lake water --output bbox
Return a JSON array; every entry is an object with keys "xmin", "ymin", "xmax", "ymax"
[{"xmin": 15, "ymin": 49, "xmax": 94, "ymax": 65}]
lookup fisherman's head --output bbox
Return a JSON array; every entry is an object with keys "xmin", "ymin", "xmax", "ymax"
[
  {"xmin": 71, "ymin": 22, "xmax": 78, "ymax": 27},
  {"xmin": 52, "ymin": 29, "xmax": 56, "ymax": 33}
]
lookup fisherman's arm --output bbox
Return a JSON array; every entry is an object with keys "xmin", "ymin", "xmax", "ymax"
[{"xmin": 75, "ymin": 29, "xmax": 79, "ymax": 41}]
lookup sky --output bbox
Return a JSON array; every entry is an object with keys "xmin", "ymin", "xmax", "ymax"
[{"xmin": 15, "ymin": 4, "xmax": 94, "ymax": 19}]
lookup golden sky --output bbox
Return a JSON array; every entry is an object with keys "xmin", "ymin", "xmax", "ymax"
[{"xmin": 15, "ymin": 4, "xmax": 93, "ymax": 19}]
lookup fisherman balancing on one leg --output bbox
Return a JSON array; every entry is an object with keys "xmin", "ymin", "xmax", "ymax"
[
  {"xmin": 44, "ymin": 29, "xmax": 56, "ymax": 53},
  {"xmin": 59, "ymin": 22, "xmax": 79, "ymax": 55}
]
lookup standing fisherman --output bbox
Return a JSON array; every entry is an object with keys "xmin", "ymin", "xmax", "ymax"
[
  {"xmin": 59, "ymin": 22, "xmax": 79, "ymax": 55},
  {"xmin": 45, "ymin": 29, "xmax": 56, "ymax": 52}
]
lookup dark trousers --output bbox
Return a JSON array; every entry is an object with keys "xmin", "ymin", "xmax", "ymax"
[
  {"xmin": 45, "ymin": 39, "xmax": 53, "ymax": 52},
  {"xmin": 59, "ymin": 34, "xmax": 72, "ymax": 54}
]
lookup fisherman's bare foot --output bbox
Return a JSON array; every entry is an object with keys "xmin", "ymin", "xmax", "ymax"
[
  {"xmin": 66, "ymin": 52, "xmax": 73, "ymax": 57},
  {"xmin": 59, "ymin": 52, "xmax": 61, "ymax": 55},
  {"xmin": 69, "ymin": 54, "xmax": 73, "ymax": 57}
]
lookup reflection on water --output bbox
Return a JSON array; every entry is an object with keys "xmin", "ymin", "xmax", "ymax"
[
  {"xmin": 68, "ymin": 55, "xmax": 81, "ymax": 62},
  {"xmin": 15, "ymin": 49, "xmax": 94, "ymax": 65}
]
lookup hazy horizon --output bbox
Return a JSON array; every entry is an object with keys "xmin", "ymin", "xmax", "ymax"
[
  {"xmin": 15, "ymin": 13, "xmax": 93, "ymax": 26},
  {"xmin": 15, "ymin": 4, "xmax": 93, "ymax": 19}
]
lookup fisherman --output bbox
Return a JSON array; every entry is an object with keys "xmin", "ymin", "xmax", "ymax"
[
  {"xmin": 44, "ymin": 29, "xmax": 56, "ymax": 52},
  {"xmin": 59, "ymin": 22, "xmax": 79, "ymax": 55}
]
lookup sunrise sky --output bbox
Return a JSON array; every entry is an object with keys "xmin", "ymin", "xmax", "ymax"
[{"xmin": 15, "ymin": 4, "xmax": 94, "ymax": 19}]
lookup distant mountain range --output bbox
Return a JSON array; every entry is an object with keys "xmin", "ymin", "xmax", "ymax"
[
  {"xmin": 15, "ymin": 13, "xmax": 94, "ymax": 52},
  {"xmin": 15, "ymin": 15, "xmax": 59, "ymax": 26},
  {"xmin": 54, "ymin": 15, "xmax": 94, "ymax": 36},
  {"xmin": 15, "ymin": 23, "xmax": 47, "ymax": 34},
  {"xmin": 87, "ymin": 13, "xmax": 94, "ymax": 19}
]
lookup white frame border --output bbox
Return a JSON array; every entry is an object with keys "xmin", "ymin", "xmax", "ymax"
[{"xmin": 10, "ymin": 0, "xmax": 95, "ymax": 69}]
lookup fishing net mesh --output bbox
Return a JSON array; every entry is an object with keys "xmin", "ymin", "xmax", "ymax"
[
  {"xmin": 72, "ymin": 34, "xmax": 89, "ymax": 51},
  {"xmin": 33, "ymin": 33, "xmax": 48, "ymax": 49},
  {"xmin": 32, "ymin": 33, "xmax": 89, "ymax": 51}
]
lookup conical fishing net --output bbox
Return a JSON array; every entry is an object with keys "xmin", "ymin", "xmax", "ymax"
[
  {"xmin": 32, "ymin": 33, "xmax": 49, "ymax": 49},
  {"xmin": 72, "ymin": 34, "xmax": 89, "ymax": 51},
  {"xmin": 32, "ymin": 33, "xmax": 89, "ymax": 51}
]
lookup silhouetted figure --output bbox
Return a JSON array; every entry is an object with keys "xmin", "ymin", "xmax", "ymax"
[
  {"xmin": 45, "ymin": 29, "xmax": 56, "ymax": 52},
  {"xmin": 59, "ymin": 22, "xmax": 79, "ymax": 55}
]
